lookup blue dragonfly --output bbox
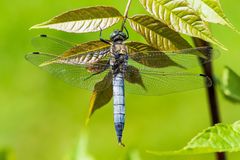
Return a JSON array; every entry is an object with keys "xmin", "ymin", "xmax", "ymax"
[{"xmin": 25, "ymin": 28, "xmax": 216, "ymax": 146}]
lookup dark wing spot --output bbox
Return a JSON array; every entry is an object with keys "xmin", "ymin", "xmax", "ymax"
[
  {"xmin": 32, "ymin": 52, "xmax": 40, "ymax": 54},
  {"xmin": 199, "ymin": 74, "xmax": 207, "ymax": 77},
  {"xmin": 40, "ymin": 34, "xmax": 47, "ymax": 37}
]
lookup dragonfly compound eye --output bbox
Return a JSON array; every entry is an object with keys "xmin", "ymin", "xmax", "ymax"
[
  {"xmin": 110, "ymin": 30, "xmax": 119, "ymax": 40},
  {"xmin": 110, "ymin": 30, "xmax": 127, "ymax": 41},
  {"xmin": 119, "ymin": 32, "xmax": 127, "ymax": 39}
]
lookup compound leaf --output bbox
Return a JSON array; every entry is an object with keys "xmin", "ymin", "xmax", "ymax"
[{"xmin": 139, "ymin": 0, "xmax": 226, "ymax": 50}]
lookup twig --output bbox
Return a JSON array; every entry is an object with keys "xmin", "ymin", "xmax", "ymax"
[
  {"xmin": 121, "ymin": 0, "xmax": 132, "ymax": 31},
  {"xmin": 193, "ymin": 38, "xmax": 226, "ymax": 160}
]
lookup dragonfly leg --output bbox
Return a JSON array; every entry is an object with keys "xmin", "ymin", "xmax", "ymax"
[
  {"xmin": 99, "ymin": 28, "xmax": 112, "ymax": 45},
  {"xmin": 124, "ymin": 26, "xmax": 129, "ymax": 39}
]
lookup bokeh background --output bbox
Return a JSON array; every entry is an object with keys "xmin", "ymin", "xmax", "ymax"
[{"xmin": 1, "ymin": 0, "xmax": 240, "ymax": 160}]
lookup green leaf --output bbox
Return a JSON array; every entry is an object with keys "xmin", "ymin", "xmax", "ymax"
[
  {"xmin": 148, "ymin": 120, "xmax": 240, "ymax": 156},
  {"xmin": 128, "ymin": 15, "xmax": 192, "ymax": 51},
  {"xmin": 186, "ymin": 0, "xmax": 238, "ymax": 32},
  {"xmin": 220, "ymin": 67, "xmax": 240, "ymax": 102},
  {"xmin": 139, "ymin": 0, "xmax": 226, "ymax": 50},
  {"xmin": 31, "ymin": 6, "xmax": 123, "ymax": 33},
  {"xmin": 87, "ymin": 72, "xmax": 113, "ymax": 120}
]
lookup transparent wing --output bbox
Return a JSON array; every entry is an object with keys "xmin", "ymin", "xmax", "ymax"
[
  {"xmin": 125, "ymin": 66, "xmax": 212, "ymax": 96},
  {"xmin": 25, "ymin": 52, "xmax": 111, "ymax": 91},
  {"xmin": 128, "ymin": 46, "xmax": 220, "ymax": 72},
  {"xmin": 31, "ymin": 35, "xmax": 75, "ymax": 55}
]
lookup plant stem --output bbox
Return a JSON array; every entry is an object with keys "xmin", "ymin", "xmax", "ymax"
[
  {"xmin": 121, "ymin": 0, "xmax": 132, "ymax": 31},
  {"xmin": 193, "ymin": 38, "xmax": 226, "ymax": 160}
]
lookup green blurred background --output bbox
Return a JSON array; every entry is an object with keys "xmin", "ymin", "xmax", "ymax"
[{"xmin": 0, "ymin": 0, "xmax": 240, "ymax": 160}]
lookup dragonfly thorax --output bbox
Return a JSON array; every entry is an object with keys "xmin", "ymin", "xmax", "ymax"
[
  {"xmin": 110, "ymin": 44, "xmax": 128, "ymax": 75},
  {"xmin": 110, "ymin": 43, "xmax": 128, "ymax": 55}
]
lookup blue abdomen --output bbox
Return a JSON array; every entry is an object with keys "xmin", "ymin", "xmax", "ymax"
[{"xmin": 113, "ymin": 72, "xmax": 125, "ymax": 146}]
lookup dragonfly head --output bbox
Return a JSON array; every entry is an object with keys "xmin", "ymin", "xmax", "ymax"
[{"xmin": 110, "ymin": 30, "xmax": 127, "ymax": 42}]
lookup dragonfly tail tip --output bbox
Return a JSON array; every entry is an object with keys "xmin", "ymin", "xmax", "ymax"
[
  {"xmin": 118, "ymin": 137, "xmax": 125, "ymax": 147},
  {"xmin": 118, "ymin": 142, "xmax": 125, "ymax": 147}
]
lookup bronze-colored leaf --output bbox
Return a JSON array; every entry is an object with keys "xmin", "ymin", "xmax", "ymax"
[
  {"xmin": 63, "ymin": 41, "xmax": 110, "ymax": 57},
  {"xmin": 86, "ymin": 60, "xmax": 109, "ymax": 73},
  {"xmin": 88, "ymin": 72, "xmax": 113, "ymax": 119},
  {"xmin": 125, "ymin": 65, "xmax": 146, "ymax": 90},
  {"xmin": 39, "ymin": 41, "xmax": 110, "ymax": 67},
  {"xmin": 126, "ymin": 42, "xmax": 183, "ymax": 68},
  {"xmin": 31, "ymin": 6, "xmax": 123, "ymax": 33}
]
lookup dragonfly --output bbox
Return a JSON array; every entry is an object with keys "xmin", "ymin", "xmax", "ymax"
[{"xmin": 25, "ymin": 27, "xmax": 217, "ymax": 146}]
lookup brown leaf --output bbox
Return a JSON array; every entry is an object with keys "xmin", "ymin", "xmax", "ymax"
[
  {"xmin": 39, "ymin": 41, "xmax": 110, "ymax": 67},
  {"xmin": 126, "ymin": 42, "xmax": 184, "ymax": 68},
  {"xmin": 63, "ymin": 41, "xmax": 110, "ymax": 57},
  {"xmin": 125, "ymin": 65, "xmax": 146, "ymax": 90},
  {"xmin": 88, "ymin": 72, "xmax": 113, "ymax": 119},
  {"xmin": 86, "ymin": 60, "xmax": 109, "ymax": 73}
]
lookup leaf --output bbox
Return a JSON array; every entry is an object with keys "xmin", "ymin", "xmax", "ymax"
[
  {"xmin": 128, "ymin": 15, "xmax": 192, "ymax": 51},
  {"xmin": 125, "ymin": 65, "xmax": 146, "ymax": 90},
  {"xmin": 186, "ymin": 0, "xmax": 238, "ymax": 32},
  {"xmin": 86, "ymin": 60, "xmax": 109, "ymax": 73},
  {"xmin": 31, "ymin": 6, "xmax": 123, "ymax": 33},
  {"xmin": 148, "ymin": 120, "xmax": 240, "ymax": 156},
  {"xmin": 139, "ymin": 0, "xmax": 226, "ymax": 50},
  {"xmin": 40, "ymin": 40, "xmax": 110, "ymax": 66},
  {"xmin": 63, "ymin": 41, "xmax": 110, "ymax": 57},
  {"xmin": 220, "ymin": 67, "xmax": 240, "ymax": 102},
  {"xmin": 88, "ymin": 72, "xmax": 113, "ymax": 120},
  {"xmin": 125, "ymin": 41, "xmax": 183, "ymax": 68}
]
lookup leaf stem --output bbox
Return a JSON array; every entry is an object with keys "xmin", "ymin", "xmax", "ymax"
[
  {"xmin": 193, "ymin": 38, "xmax": 226, "ymax": 160},
  {"xmin": 121, "ymin": 0, "xmax": 132, "ymax": 31}
]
